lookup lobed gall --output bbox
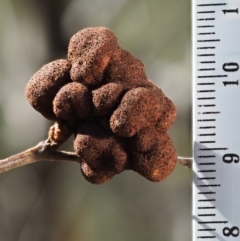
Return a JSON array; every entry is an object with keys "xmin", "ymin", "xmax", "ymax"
[
  {"xmin": 25, "ymin": 26, "xmax": 177, "ymax": 184},
  {"xmin": 53, "ymin": 82, "xmax": 92, "ymax": 121},
  {"xmin": 26, "ymin": 59, "xmax": 71, "ymax": 121}
]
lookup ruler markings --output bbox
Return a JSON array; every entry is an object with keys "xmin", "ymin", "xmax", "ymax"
[
  {"xmin": 199, "ymin": 126, "xmax": 215, "ymax": 129},
  {"xmin": 198, "ymin": 207, "xmax": 216, "ymax": 209},
  {"xmin": 198, "ymin": 184, "xmax": 220, "ymax": 187},
  {"xmin": 200, "ymin": 61, "xmax": 215, "ymax": 63},
  {"xmin": 198, "ymin": 39, "xmax": 220, "ymax": 42},
  {"xmin": 197, "ymin": 25, "xmax": 214, "ymax": 28},
  {"xmin": 197, "ymin": 11, "xmax": 215, "ymax": 14},
  {"xmin": 197, "ymin": 90, "xmax": 215, "ymax": 92},
  {"xmin": 198, "ymin": 177, "xmax": 216, "ymax": 180},
  {"xmin": 198, "ymin": 47, "xmax": 215, "ymax": 49},
  {"xmin": 197, "ymin": 3, "xmax": 227, "ymax": 7},
  {"xmin": 197, "ymin": 54, "xmax": 215, "ymax": 56},
  {"xmin": 198, "ymin": 192, "xmax": 216, "ymax": 195},
  {"xmin": 198, "ymin": 33, "xmax": 216, "ymax": 35},
  {"xmin": 197, "ymin": 236, "xmax": 216, "ymax": 239},
  {"xmin": 198, "ymin": 68, "xmax": 215, "ymax": 71},
  {"xmin": 192, "ymin": 0, "xmax": 240, "ymax": 241},
  {"xmin": 198, "ymin": 162, "xmax": 216, "ymax": 165},
  {"xmin": 198, "ymin": 105, "xmax": 216, "ymax": 107},
  {"xmin": 199, "ymin": 112, "xmax": 220, "ymax": 114},
  {"xmin": 199, "ymin": 148, "xmax": 227, "ymax": 150},
  {"xmin": 199, "ymin": 141, "xmax": 216, "ymax": 143},
  {"xmin": 198, "ymin": 170, "xmax": 216, "ymax": 173},
  {"xmin": 197, "ymin": 83, "xmax": 215, "ymax": 85},
  {"xmin": 198, "ymin": 199, "xmax": 216, "ymax": 202},
  {"xmin": 197, "ymin": 97, "xmax": 215, "ymax": 100},
  {"xmin": 198, "ymin": 133, "xmax": 216, "ymax": 136},
  {"xmin": 198, "ymin": 75, "xmax": 227, "ymax": 78},
  {"xmin": 197, "ymin": 18, "xmax": 215, "ymax": 21},
  {"xmin": 198, "ymin": 155, "xmax": 216, "ymax": 158},
  {"xmin": 198, "ymin": 221, "xmax": 228, "ymax": 224},
  {"xmin": 197, "ymin": 119, "xmax": 216, "ymax": 121}
]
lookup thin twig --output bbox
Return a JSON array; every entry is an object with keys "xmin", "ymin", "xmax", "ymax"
[
  {"xmin": 177, "ymin": 156, "xmax": 192, "ymax": 169},
  {"xmin": 0, "ymin": 140, "xmax": 193, "ymax": 174},
  {"xmin": 0, "ymin": 140, "xmax": 80, "ymax": 174}
]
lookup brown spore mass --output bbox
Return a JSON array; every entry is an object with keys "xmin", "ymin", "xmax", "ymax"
[
  {"xmin": 104, "ymin": 49, "xmax": 150, "ymax": 90},
  {"xmin": 53, "ymin": 82, "xmax": 92, "ymax": 121},
  {"xmin": 25, "ymin": 59, "xmax": 71, "ymax": 120},
  {"xmin": 74, "ymin": 122, "xmax": 127, "ymax": 184},
  {"xmin": 25, "ymin": 26, "xmax": 178, "ymax": 184},
  {"xmin": 92, "ymin": 83, "xmax": 124, "ymax": 117},
  {"xmin": 110, "ymin": 87, "xmax": 164, "ymax": 137},
  {"xmin": 68, "ymin": 27, "xmax": 118, "ymax": 87},
  {"xmin": 131, "ymin": 132, "xmax": 177, "ymax": 182}
]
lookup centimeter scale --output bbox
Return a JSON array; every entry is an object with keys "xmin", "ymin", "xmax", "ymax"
[{"xmin": 192, "ymin": 0, "xmax": 240, "ymax": 240}]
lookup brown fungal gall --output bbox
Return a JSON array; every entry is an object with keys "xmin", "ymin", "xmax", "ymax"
[
  {"xmin": 25, "ymin": 26, "xmax": 178, "ymax": 184},
  {"xmin": 92, "ymin": 83, "xmax": 124, "ymax": 117},
  {"xmin": 68, "ymin": 27, "xmax": 118, "ymax": 86},
  {"xmin": 104, "ymin": 49, "xmax": 149, "ymax": 90},
  {"xmin": 131, "ymin": 132, "xmax": 177, "ymax": 182},
  {"xmin": 74, "ymin": 122, "xmax": 127, "ymax": 184},
  {"xmin": 25, "ymin": 59, "xmax": 71, "ymax": 120},
  {"xmin": 156, "ymin": 97, "xmax": 177, "ymax": 132},
  {"xmin": 129, "ymin": 127, "xmax": 157, "ymax": 153},
  {"xmin": 80, "ymin": 161, "xmax": 112, "ymax": 184},
  {"xmin": 53, "ymin": 82, "xmax": 92, "ymax": 121},
  {"xmin": 110, "ymin": 87, "xmax": 164, "ymax": 137}
]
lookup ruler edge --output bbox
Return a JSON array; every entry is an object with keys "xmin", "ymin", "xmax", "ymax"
[
  {"xmin": 191, "ymin": 1, "xmax": 240, "ymax": 240},
  {"xmin": 192, "ymin": 0, "xmax": 198, "ymax": 240}
]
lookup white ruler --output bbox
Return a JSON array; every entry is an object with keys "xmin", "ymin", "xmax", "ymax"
[{"xmin": 192, "ymin": 0, "xmax": 240, "ymax": 240}]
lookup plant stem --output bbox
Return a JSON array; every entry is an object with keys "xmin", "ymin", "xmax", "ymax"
[
  {"xmin": 0, "ymin": 140, "xmax": 80, "ymax": 174},
  {"xmin": 0, "ymin": 141, "xmax": 192, "ymax": 174},
  {"xmin": 177, "ymin": 156, "xmax": 192, "ymax": 169}
]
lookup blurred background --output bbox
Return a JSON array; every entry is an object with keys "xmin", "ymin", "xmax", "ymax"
[{"xmin": 0, "ymin": 0, "xmax": 192, "ymax": 240}]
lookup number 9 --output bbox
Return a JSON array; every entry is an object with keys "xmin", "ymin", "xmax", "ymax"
[{"xmin": 223, "ymin": 154, "xmax": 239, "ymax": 164}]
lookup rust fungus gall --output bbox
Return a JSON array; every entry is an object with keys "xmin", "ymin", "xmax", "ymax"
[
  {"xmin": 26, "ymin": 59, "xmax": 71, "ymax": 120},
  {"xmin": 25, "ymin": 26, "xmax": 177, "ymax": 184}
]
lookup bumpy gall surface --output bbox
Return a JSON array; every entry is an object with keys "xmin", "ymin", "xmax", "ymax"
[
  {"xmin": 131, "ymin": 132, "xmax": 177, "ymax": 182},
  {"xmin": 26, "ymin": 26, "xmax": 177, "ymax": 184},
  {"xmin": 68, "ymin": 27, "xmax": 118, "ymax": 86},
  {"xmin": 53, "ymin": 82, "xmax": 92, "ymax": 121},
  {"xmin": 92, "ymin": 83, "xmax": 124, "ymax": 117},
  {"xmin": 74, "ymin": 122, "xmax": 127, "ymax": 184},
  {"xmin": 26, "ymin": 59, "xmax": 71, "ymax": 120}
]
